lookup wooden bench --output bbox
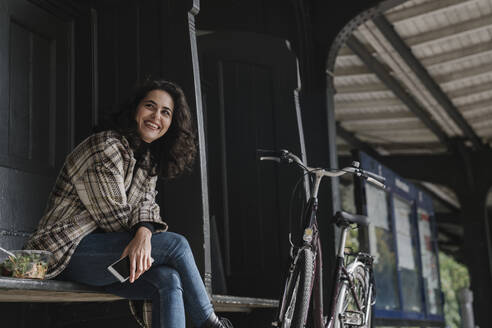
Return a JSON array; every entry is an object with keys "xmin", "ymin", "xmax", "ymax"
[{"xmin": 0, "ymin": 276, "xmax": 278, "ymax": 312}]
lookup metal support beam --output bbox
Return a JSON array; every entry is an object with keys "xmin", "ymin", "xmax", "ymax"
[
  {"xmin": 336, "ymin": 122, "xmax": 381, "ymax": 160},
  {"xmin": 435, "ymin": 212, "xmax": 462, "ymax": 225},
  {"xmin": 373, "ymin": 14, "xmax": 484, "ymax": 150},
  {"xmin": 346, "ymin": 35, "xmax": 450, "ymax": 148},
  {"xmin": 380, "ymin": 153, "xmax": 459, "ymax": 186}
]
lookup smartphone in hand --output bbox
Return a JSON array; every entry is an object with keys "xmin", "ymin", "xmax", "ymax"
[
  {"xmin": 107, "ymin": 256, "xmax": 155, "ymax": 283},
  {"xmin": 107, "ymin": 256, "xmax": 130, "ymax": 283}
]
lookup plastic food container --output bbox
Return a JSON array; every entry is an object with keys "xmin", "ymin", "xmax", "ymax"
[{"xmin": 0, "ymin": 250, "xmax": 53, "ymax": 279}]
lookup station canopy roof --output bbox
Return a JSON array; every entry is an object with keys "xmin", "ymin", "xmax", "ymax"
[{"xmin": 333, "ymin": 0, "xmax": 492, "ymax": 256}]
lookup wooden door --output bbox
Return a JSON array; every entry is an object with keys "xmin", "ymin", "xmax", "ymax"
[
  {"xmin": 0, "ymin": 0, "xmax": 72, "ymax": 248},
  {"xmin": 199, "ymin": 31, "xmax": 306, "ymax": 298}
]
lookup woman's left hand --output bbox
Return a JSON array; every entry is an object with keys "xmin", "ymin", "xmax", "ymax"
[{"xmin": 121, "ymin": 226, "xmax": 153, "ymax": 283}]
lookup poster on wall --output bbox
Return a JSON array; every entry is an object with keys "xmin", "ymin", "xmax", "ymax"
[
  {"xmin": 366, "ymin": 184, "xmax": 389, "ymax": 263},
  {"xmin": 418, "ymin": 208, "xmax": 440, "ymax": 314},
  {"xmin": 393, "ymin": 196, "xmax": 415, "ymax": 271}
]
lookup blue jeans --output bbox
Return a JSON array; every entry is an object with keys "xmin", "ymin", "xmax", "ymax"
[{"xmin": 56, "ymin": 231, "xmax": 214, "ymax": 328}]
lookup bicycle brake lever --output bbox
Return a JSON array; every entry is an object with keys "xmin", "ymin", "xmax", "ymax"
[{"xmin": 260, "ymin": 156, "xmax": 281, "ymax": 162}]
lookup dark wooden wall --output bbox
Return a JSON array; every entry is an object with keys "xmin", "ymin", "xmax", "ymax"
[
  {"xmin": 199, "ymin": 31, "xmax": 304, "ymax": 298},
  {"xmin": 0, "ymin": 0, "xmax": 72, "ymax": 250},
  {"xmin": 1, "ymin": 0, "xmax": 208, "ymax": 326}
]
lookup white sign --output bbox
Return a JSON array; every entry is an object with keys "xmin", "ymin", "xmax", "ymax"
[{"xmin": 393, "ymin": 196, "xmax": 415, "ymax": 271}]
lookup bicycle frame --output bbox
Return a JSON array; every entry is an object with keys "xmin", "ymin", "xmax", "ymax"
[
  {"xmin": 301, "ymin": 183, "xmax": 372, "ymax": 328},
  {"xmin": 260, "ymin": 149, "xmax": 382, "ymax": 328},
  {"xmin": 301, "ymin": 174, "xmax": 351, "ymax": 328}
]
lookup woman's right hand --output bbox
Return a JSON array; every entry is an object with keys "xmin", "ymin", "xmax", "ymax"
[{"xmin": 121, "ymin": 226, "xmax": 153, "ymax": 283}]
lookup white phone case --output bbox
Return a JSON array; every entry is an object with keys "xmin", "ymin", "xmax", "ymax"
[{"xmin": 107, "ymin": 257, "xmax": 130, "ymax": 283}]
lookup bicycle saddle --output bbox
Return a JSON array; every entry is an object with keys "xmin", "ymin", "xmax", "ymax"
[{"xmin": 334, "ymin": 211, "xmax": 369, "ymax": 227}]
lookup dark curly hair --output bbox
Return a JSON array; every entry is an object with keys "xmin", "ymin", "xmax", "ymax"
[{"xmin": 94, "ymin": 78, "xmax": 197, "ymax": 179}]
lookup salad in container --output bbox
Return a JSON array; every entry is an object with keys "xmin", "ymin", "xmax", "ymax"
[{"xmin": 0, "ymin": 250, "xmax": 53, "ymax": 279}]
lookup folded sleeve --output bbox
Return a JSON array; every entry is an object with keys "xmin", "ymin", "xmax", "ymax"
[
  {"xmin": 133, "ymin": 222, "xmax": 156, "ymax": 234},
  {"xmin": 74, "ymin": 141, "xmax": 167, "ymax": 233}
]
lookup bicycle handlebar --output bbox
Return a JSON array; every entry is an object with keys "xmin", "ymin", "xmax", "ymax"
[{"xmin": 257, "ymin": 149, "xmax": 386, "ymax": 189}]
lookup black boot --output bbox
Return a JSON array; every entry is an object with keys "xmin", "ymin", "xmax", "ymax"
[{"xmin": 200, "ymin": 312, "xmax": 233, "ymax": 328}]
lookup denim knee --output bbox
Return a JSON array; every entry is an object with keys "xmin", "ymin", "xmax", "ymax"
[
  {"xmin": 176, "ymin": 233, "xmax": 191, "ymax": 251},
  {"xmin": 152, "ymin": 232, "xmax": 192, "ymax": 263},
  {"xmin": 143, "ymin": 265, "xmax": 183, "ymax": 293},
  {"xmin": 168, "ymin": 232, "xmax": 191, "ymax": 251}
]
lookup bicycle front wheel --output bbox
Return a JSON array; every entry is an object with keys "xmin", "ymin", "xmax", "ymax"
[
  {"xmin": 333, "ymin": 262, "xmax": 373, "ymax": 328},
  {"xmin": 279, "ymin": 247, "xmax": 314, "ymax": 328}
]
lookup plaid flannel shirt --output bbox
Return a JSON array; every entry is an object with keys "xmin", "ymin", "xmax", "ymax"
[{"xmin": 24, "ymin": 130, "xmax": 168, "ymax": 279}]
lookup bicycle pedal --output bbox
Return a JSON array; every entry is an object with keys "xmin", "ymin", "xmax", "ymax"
[
  {"xmin": 271, "ymin": 320, "xmax": 279, "ymax": 327},
  {"xmin": 340, "ymin": 311, "xmax": 364, "ymax": 326}
]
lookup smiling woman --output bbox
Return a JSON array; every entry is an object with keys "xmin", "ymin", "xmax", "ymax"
[
  {"xmin": 135, "ymin": 89, "xmax": 174, "ymax": 143},
  {"xmin": 23, "ymin": 78, "xmax": 233, "ymax": 328}
]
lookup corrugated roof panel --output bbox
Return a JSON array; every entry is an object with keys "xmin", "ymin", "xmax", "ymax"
[
  {"xmin": 394, "ymin": 3, "xmax": 492, "ymax": 49},
  {"xmin": 436, "ymin": 60, "xmax": 492, "ymax": 85},
  {"xmin": 335, "ymin": 90, "xmax": 396, "ymax": 102},
  {"xmin": 447, "ymin": 77, "xmax": 492, "ymax": 99},
  {"xmin": 334, "ymin": 0, "xmax": 492, "ymax": 159},
  {"xmin": 418, "ymin": 32, "xmax": 492, "ymax": 69},
  {"xmin": 388, "ymin": 0, "xmax": 481, "ymax": 24},
  {"xmin": 334, "ymin": 74, "xmax": 381, "ymax": 87},
  {"xmin": 356, "ymin": 128, "xmax": 439, "ymax": 143},
  {"xmin": 454, "ymin": 91, "xmax": 492, "ymax": 107},
  {"xmin": 478, "ymin": 0, "xmax": 492, "ymax": 15},
  {"xmin": 473, "ymin": 123, "xmax": 492, "ymax": 131},
  {"xmin": 335, "ymin": 109, "xmax": 414, "ymax": 122},
  {"xmin": 461, "ymin": 98, "xmax": 492, "ymax": 116},
  {"xmin": 336, "ymin": 107, "xmax": 409, "ymax": 119},
  {"xmin": 386, "ymin": 0, "xmax": 429, "ymax": 15},
  {"xmin": 334, "ymin": 53, "xmax": 363, "ymax": 68},
  {"xmin": 336, "ymin": 82, "xmax": 387, "ymax": 94},
  {"xmin": 428, "ymin": 49, "xmax": 492, "ymax": 75},
  {"xmin": 474, "ymin": 125, "xmax": 492, "ymax": 136},
  {"xmin": 341, "ymin": 118, "xmax": 425, "ymax": 132},
  {"xmin": 469, "ymin": 113, "xmax": 492, "ymax": 125},
  {"xmin": 336, "ymin": 97, "xmax": 404, "ymax": 110}
]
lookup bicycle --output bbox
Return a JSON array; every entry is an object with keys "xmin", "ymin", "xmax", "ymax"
[{"xmin": 257, "ymin": 149, "xmax": 386, "ymax": 328}]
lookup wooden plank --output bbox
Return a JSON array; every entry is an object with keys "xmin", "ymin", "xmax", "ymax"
[
  {"xmin": 0, "ymin": 277, "xmax": 121, "ymax": 302},
  {"xmin": 0, "ymin": 289, "xmax": 121, "ymax": 302},
  {"xmin": 0, "ymin": 277, "xmax": 279, "ymax": 313}
]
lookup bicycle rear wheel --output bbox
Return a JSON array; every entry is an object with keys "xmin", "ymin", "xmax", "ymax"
[
  {"xmin": 333, "ymin": 262, "xmax": 373, "ymax": 328},
  {"xmin": 279, "ymin": 247, "xmax": 314, "ymax": 328}
]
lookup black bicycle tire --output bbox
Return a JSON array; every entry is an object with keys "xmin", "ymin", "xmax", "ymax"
[
  {"xmin": 333, "ymin": 263, "xmax": 372, "ymax": 328},
  {"xmin": 279, "ymin": 247, "xmax": 314, "ymax": 328}
]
